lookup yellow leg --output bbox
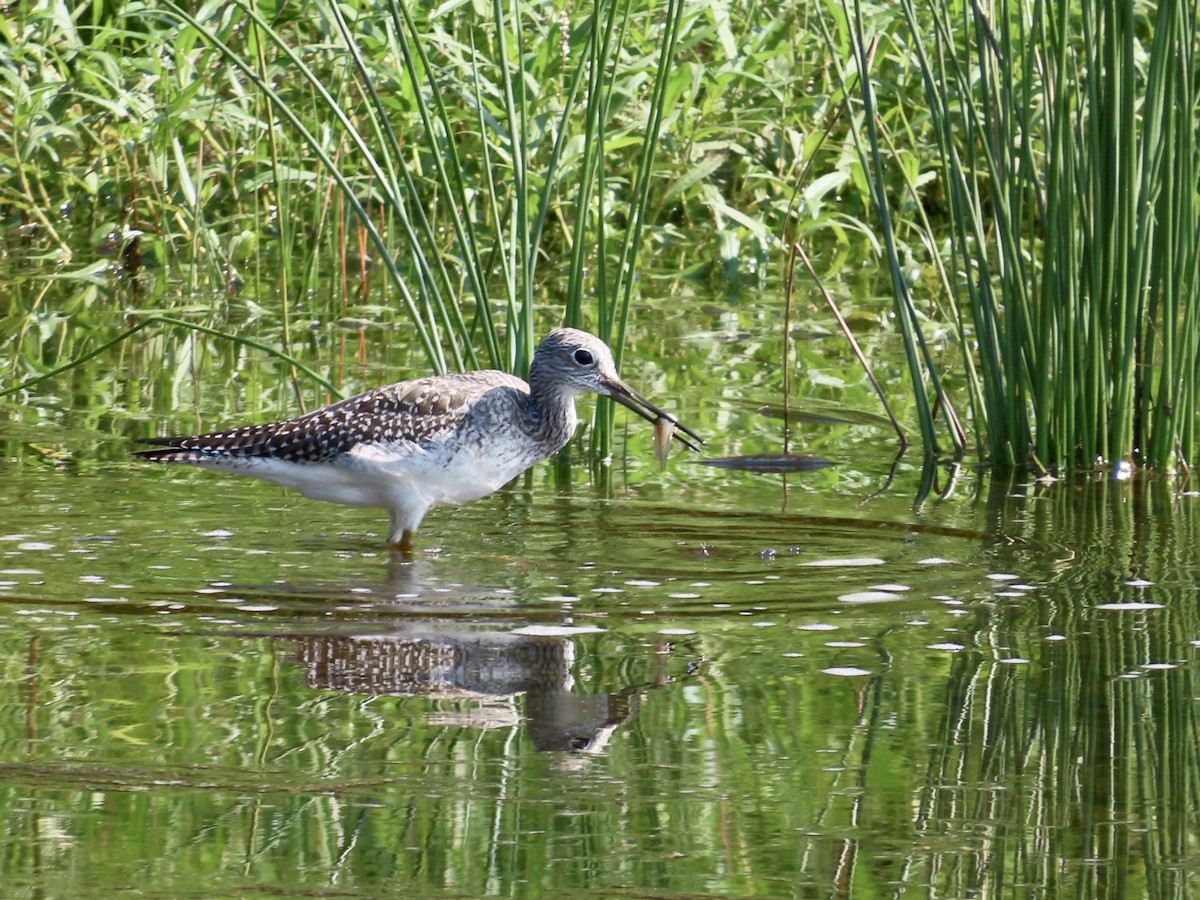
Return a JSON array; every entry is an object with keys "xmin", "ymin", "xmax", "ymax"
[
  {"xmin": 389, "ymin": 530, "xmax": 414, "ymax": 555},
  {"xmin": 387, "ymin": 508, "xmax": 416, "ymax": 555}
]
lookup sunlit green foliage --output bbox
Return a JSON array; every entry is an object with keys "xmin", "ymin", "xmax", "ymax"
[
  {"xmin": 7, "ymin": 0, "xmax": 1193, "ymax": 473},
  {"xmin": 0, "ymin": 2, "xmax": 859, "ymax": 362},
  {"xmin": 3, "ymin": 0, "xmax": 887, "ymax": 458}
]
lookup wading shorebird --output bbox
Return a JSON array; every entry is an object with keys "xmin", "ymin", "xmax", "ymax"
[{"xmin": 137, "ymin": 328, "xmax": 702, "ymax": 552}]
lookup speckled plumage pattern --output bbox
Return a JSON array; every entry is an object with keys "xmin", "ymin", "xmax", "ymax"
[
  {"xmin": 137, "ymin": 370, "xmax": 530, "ymax": 465},
  {"xmin": 137, "ymin": 328, "xmax": 702, "ymax": 549}
]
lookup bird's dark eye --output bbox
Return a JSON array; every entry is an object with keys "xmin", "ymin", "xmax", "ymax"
[{"xmin": 573, "ymin": 349, "xmax": 594, "ymax": 366}]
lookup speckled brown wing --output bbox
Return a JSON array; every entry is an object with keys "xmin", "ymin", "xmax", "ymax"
[{"xmin": 136, "ymin": 370, "xmax": 530, "ymax": 464}]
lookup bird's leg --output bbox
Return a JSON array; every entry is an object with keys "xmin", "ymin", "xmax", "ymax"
[
  {"xmin": 386, "ymin": 507, "xmax": 417, "ymax": 555},
  {"xmin": 388, "ymin": 530, "xmax": 414, "ymax": 556}
]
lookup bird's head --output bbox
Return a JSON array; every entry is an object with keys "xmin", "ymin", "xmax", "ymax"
[{"xmin": 531, "ymin": 328, "xmax": 703, "ymax": 452}]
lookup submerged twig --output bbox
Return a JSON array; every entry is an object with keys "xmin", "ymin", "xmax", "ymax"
[
  {"xmin": 0, "ymin": 315, "xmax": 343, "ymax": 401},
  {"xmin": 793, "ymin": 243, "xmax": 908, "ymax": 450}
]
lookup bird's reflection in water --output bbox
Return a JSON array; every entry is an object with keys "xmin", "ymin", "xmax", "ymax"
[
  {"xmin": 227, "ymin": 551, "xmax": 696, "ymax": 754},
  {"xmin": 289, "ymin": 626, "xmax": 683, "ymax": 754}
]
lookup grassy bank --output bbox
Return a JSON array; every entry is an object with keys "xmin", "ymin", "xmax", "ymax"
[
  {"xmin": 1, "ymin": 2, "xmax": 842, "ymax": 349},
  {"xmin": 4, "ymin": 0, "xmax": 1194, "ymax": 473}
]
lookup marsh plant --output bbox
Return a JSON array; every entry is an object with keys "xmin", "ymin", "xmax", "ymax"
[
  {"xmin": 838, "ymin": 0, "xmax": 1199, "ymax": 471},
  {"xmin": 2, "ymin": 1, "xmax": 839, "ymax": 454},
  {"xmin": 5, "ymin": 0, "xmax": 1194, "ymax": 473}
]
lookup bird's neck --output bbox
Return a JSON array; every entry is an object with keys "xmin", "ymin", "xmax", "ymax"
[{"xmin": 525, "ymin": 374, "xmax": 579, "ymax": 453}]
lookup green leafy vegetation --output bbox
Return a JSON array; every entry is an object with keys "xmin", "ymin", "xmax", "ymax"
[
  {"xmin": 3, "ymin": 0, "xmax": 1195, "ymax": 473},
  {"xmin": 1, "ymin": 8, "xmax": 831, "ymax": 339},
  {"xmin": 4, "ymin": 0, "xmax": 869, "ymax": 454}
]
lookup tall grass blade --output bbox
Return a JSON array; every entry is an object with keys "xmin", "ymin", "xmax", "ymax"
[
  {"xmin": 856, "ymin": 0, "xmax": 1199, "ymax": 471},
  {"xmin": 160, "ymin": 1, "xmax": 444, "ymax": 371}
]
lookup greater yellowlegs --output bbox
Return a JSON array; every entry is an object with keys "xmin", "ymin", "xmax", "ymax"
[{"xmin": 137, "ymin": 328, "xmax": 702, "ymax": 551}]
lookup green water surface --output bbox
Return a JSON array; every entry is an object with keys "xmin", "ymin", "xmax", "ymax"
[{"xmin": 2, "ymin": 280, "xmax": 1199, "ymax": 897}]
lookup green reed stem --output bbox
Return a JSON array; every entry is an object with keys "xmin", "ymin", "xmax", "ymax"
[
  {"xmin": 389, "ymin": 0, "xmax": 500, "ymax": 370},
  {"xmin": 326, "ymin": 0, "xmax": 472, "ymax": 372},
  {"xmin": 864, "ymin": 0, "xmax": 1197, "ymax": 471},
  {"xmin": 159, "ymin": 1, "xmax": 443, "ymax": 372}
]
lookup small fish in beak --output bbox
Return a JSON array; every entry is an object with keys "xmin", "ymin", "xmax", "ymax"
[
  {"xmin": 653, "ymin": 416, "xmax": 676, "ymax": 469},
  {"xmin": 601, "ymin": 375, "xmax": 703, "ymax": 454}
]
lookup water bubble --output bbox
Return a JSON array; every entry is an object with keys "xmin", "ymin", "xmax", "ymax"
[
  {"xmin": 801, "ymin": 557, "xmax": 886, "ymax": 568},
  {"xmin": 838, "ymin": 591, "xmax": 900, "ymax": 604},
  {"xmin": 511, "ymin": 625, "xmax": 604, "ymax": 636}
]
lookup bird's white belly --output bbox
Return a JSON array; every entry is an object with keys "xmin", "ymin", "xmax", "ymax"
[
  {"xmin": 316, "ymin": 440, "xmax": 536, "ymax": 511},
  {"xmin": 189, "ymin": 434, "xmax": 541, "ymax": 512}
]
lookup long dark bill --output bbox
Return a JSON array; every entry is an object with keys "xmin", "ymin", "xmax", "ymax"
[{"xmin": 603, "ymin": 377, "xmax": 704, "ymax": 452}]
